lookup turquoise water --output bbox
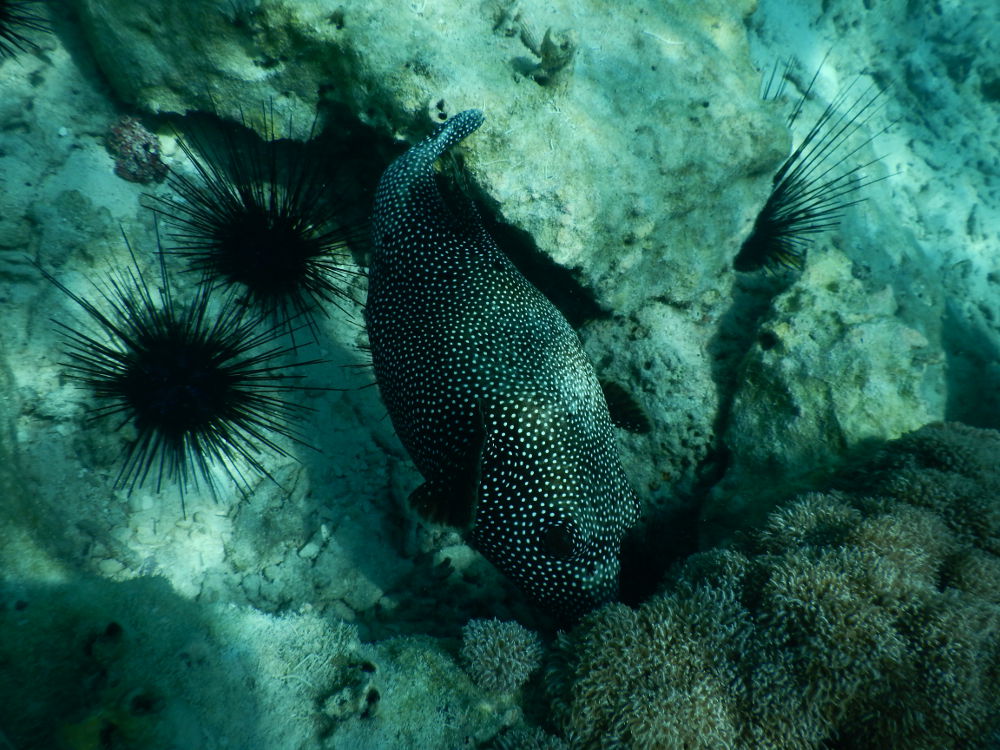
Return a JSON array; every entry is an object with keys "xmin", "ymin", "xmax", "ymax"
[{"xmin": 0, "ymin": 0, "xmax": 997, "ymax": 748}]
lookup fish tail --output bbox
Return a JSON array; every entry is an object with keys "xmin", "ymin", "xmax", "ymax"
[
  {"xmin": 386, "ymin": 110, "xmax": 485, "ymax": 183},
  {"xmin": 411, "ymin": 109, "xmax": 485, "ymax": 167},
  {"xmin": 374, "ymin": 109, "xmax": 485, "ymax": 246}
]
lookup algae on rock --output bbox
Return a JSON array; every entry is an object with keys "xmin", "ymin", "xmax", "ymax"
[{"xmin": 702, "ymin": 250, "xmax": 945, "ymax": 543}]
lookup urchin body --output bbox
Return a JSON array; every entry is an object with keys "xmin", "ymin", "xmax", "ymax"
[
  {"xmin": 44, "ymin": 247, "xmax": 317, "ymax": 501},
  {"xmin": 146, "ymin": 111, "xmax": 361, "ymax": 338},
  {"xmin": 366, "ymin": 110, "xmax": 638, "ymax": 618}
]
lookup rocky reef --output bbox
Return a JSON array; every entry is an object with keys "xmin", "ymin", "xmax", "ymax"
[{"xmin": 0, "ymin": 0, "xmax": 998, "ymax": 747}]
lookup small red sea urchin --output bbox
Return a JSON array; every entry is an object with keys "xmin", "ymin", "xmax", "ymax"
[{"xmin": 105, "ymin": 116, "xmax": 169, "ymax": 185}]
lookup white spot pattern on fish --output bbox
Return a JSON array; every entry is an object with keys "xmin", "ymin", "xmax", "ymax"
[{"xmin": 365, "ymin": 109, "xmax": 639, "ymax": 618}]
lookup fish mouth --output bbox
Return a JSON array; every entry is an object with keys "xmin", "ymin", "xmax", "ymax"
[{"xmin": 541, "ymin": 556, "xmax": 621, "ymax": 619}]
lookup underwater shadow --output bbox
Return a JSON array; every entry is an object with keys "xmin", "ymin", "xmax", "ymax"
[
  {"xmin": 941, "ymin": 298, "xmax": 1000, "ymax": 428},
  {"xmin": 0, "ymin": 576, "xmax": 269, "ymax": 748}
]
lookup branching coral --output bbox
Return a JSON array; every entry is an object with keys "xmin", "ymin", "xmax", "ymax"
[
  {"xmin": 460, "ymin": 618, "xmax": 544, "ymax": 694},
  {"xmin": 547, "ymin": 422, "xmax": 1000, "ymax": 749},
  {"xmin": 491, "ymin": 725, "xmax": 571, "ymax": 750}
]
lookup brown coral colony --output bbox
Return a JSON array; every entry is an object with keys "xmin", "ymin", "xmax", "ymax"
[{"xmin": 548, "ymin": 423, "xmax": 1000, "ymax": 749}]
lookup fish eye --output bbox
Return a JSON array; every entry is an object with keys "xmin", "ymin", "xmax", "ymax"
[{"xmin": 542, "ymin": 522, "xmax": 578, "ymax": 560}]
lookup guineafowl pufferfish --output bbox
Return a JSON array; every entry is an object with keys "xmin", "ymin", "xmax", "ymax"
[{"xmin": 365, "ymin": 109, "xmax": 639, "ymax": 619}]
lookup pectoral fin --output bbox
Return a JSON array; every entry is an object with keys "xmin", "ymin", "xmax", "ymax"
[{"xmin": 408, "ymin": 405, "xmax": 487, "ymax": 529}]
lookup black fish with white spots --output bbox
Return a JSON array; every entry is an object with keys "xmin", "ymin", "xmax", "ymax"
[{"xmin": 365, "ymin": 109, "xmax": 639, "ymax": 619}]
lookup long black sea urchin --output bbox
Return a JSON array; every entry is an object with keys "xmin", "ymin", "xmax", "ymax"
[
  {"xmin": 0, "ymin": 0, "xmax": 47, "ymax": 58},
  {"xmin": 734, "ymin": 62, "xmax": 892, "ymax": 272},
  {"xmin": 43, "ymin": 241, "xmax": 321, "ymax": 502},
  {"xmin": 145, "ymin": 109, "xmax": 366, "ymax": 339}
]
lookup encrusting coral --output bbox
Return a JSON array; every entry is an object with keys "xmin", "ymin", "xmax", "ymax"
[{"xmin": 547, "ymin": 422, "xmax": 1000, "ymax": 749}]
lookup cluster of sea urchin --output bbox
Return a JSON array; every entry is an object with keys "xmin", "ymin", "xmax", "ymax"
[{"xmin": 45, "ymin": 107, "xmax": 365, "ymax": 503}]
